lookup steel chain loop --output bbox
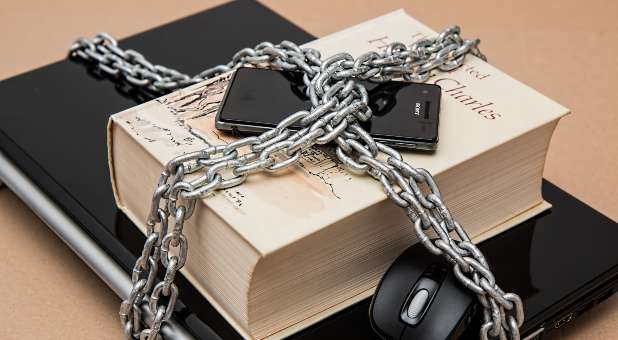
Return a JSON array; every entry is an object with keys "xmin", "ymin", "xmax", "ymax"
[{"xmin": 70, "ymin": 26, "xmax": 520, "ymax": 340}]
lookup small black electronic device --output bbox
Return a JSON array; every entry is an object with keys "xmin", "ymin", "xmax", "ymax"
[
  {"xmin": 215, "ymin": 67, "xmax": 442, "ymax": 150},
  {"xmin": 369, "ymin": 242, "xmax": 478, "ymax": 340}
]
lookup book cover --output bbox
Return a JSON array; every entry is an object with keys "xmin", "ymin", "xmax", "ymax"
[
  {"xmin": 108, "ymin": 10, "xmax": 568, "ymax": 338},
  {"xmin": 110, "ymin": 10, "xmax": 568, "ymax": 254}
]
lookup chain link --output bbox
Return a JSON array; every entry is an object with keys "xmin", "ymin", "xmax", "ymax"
[{"xmin": 70, "ymin": 27, "xmax": 521, "ymax": 340}]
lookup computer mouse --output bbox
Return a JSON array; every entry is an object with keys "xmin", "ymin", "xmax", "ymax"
[{"xmin": 369, "ymin": 242, "xmax": 478, "ymax": 340}]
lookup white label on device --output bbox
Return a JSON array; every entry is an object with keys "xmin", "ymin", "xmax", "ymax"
[{"xmin": 414, "ymin": 102, "xmax": 421, "ymax": 116}]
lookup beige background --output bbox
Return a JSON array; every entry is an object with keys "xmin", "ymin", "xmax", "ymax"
[{"xmin": 0, "ymin": 0, "xmax": 616, "ymax": 339}]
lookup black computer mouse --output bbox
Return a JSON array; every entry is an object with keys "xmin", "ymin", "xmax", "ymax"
[{"xmin": 369, "ymin": 242, "xmax": 478, "ymax": 340}]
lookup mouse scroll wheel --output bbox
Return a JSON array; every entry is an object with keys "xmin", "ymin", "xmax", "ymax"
[{"xmin": 406, "ymin": 289, "xmax": 430, "ymax": 319}]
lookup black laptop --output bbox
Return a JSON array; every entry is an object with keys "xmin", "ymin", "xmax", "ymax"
[{"xmin": 0, "ymin": 1, "xmax": 616, "ymax": 339}]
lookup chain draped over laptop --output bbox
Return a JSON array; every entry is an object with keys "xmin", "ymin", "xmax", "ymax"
[{"xmin": 70, "ymin": 27, "xmax": 523, "ymax": 340}]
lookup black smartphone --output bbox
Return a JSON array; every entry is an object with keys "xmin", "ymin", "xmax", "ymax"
[{"xmin": 215, "ymin": 68, "xmax": 442, "ymax": 150}]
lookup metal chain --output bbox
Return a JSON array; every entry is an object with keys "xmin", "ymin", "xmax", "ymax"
[{"xmin": 70, "ymin": 27, "xmax": 521, "ymax": 340}]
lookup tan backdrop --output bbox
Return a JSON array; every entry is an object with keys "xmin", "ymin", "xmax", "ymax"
[{"xmin": 0, "ymin": 0, "xmax": 616, "ymax": 339}]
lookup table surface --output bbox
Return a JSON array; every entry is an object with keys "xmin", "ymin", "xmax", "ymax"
[{"xmin": 1, "ymin": 0, "xmax": 616, "ymax": 339}]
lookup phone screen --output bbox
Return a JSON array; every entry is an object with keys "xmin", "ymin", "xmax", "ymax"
[{"xmin": 216, "ymin": 68, "xmax": 441, "ymax": 150}]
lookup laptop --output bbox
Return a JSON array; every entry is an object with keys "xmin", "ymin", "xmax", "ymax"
[{"xmin": 0, "ymin": 1, "xmax": 616, "ymax": 339}]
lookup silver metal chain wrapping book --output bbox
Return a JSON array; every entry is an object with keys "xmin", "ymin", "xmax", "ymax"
[{"xmin": 71, "ymin": 15, "xmax": 527, "ymax": 340}]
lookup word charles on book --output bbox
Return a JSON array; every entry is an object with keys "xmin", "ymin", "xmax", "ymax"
[{"xmin": 368, "ymin": 34, "xmax": 501, "ymax": 120}]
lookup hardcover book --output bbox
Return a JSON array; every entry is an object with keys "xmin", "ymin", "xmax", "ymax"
[{"xmin": 108, "ymin": 10, "xmax": 569, "ymax": 339}]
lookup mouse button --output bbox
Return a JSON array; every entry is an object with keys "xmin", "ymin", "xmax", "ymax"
[
  {"xmin": 422, "ymin": 263, "xmax": 448, "ymax": 282},
  {"xmin": 369, "ymin": 269, "xmax": 417, "ymax": 339},
  {"xmin": 414, "ymin": 275, "xmax": 441, "ymax": 293},
  {"xmin": 369, "ymin": 250, "xmax": 427, "ymax": 339},
  {"xmin": 400, "ymin": 294, "xmax": 470, "ymax": 340},
  {"xmin": 413, "ymin": 273, "xmax": 476, "ymax": 339},
  {"xmin": 406, "ymin": 289, "xmax": 429, "ymax": 317},
  {"xmin": 399, "ymin": 277, "xmax": 440, "ymax": 326},
  {"xmin": 404, "ymin": 288, "xmax": 429, "ymax": 322},
  {"xmin": 432, "ymin": 271, "xmax": 476, "ymax": 312}
]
